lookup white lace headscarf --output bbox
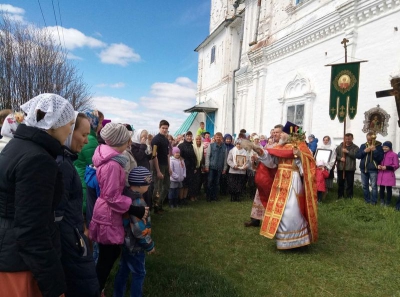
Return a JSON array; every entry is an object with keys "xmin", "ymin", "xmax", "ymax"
[
  {"xmin": 20, "ymin": 93, "xmax": 75, "ymax": 130},
  {"xmin": 64, "ymin": 111, "xmax": 79, "ymax": 150}
]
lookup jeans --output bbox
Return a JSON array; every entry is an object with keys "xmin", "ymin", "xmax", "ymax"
[
  {"xmin": 168, "ymin": 187, "xmax": 179, "ymax": 207},
  {"xmin": 113, "ymin": 249, "xmax": 146, "ymax": 297},
  {"xmin": 207, "ymin": 169, "xmax": 222, "ymax": 201},
  {"xmin": 360, "ymin": 171, "xmax": 378, "ymax": 204}
]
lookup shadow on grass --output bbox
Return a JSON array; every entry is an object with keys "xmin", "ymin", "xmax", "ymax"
[{"xmin": 144, "ymin": 260, "xmax": 241, "ymax": 297}]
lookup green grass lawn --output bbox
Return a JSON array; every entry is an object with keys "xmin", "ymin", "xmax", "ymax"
[{"xmin": 106, "ymin": 186, "xmax": 400, "ymax": 297}]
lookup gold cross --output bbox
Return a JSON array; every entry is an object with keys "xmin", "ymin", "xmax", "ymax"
[
  {"xmin": 339, "ymin": 105, "xmax": 346, "ymax": 112},
  {"xmin": 330, "ymin": 107, "xmax": 336, "ymax": 114},
  {"xmin": 349, "ymin": 106, "xmax": 356, "ymax": 113}
]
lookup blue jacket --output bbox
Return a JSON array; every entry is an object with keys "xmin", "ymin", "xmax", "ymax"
[
  {"xmin": 122, "ymin": 188, "xmax": 154, "ymax": 253},
  {"xmin": 356, "ymin": 141, "xmax": 384, "ymax": 173},
  {"xmin": 84, "ymin": 165, "xmax": 100, "ymax": 226},
  {"xmin": 205, "ymin": 142, "xmax": 228, "ymax": 171},
  {"xmin": 308, "ymin": 138, "xmax": 318, "ymax": 154}
]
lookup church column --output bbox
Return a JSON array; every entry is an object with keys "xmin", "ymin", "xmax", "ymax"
[
  {"xmin": 258, "ymin": 68, "xmax": 267, "ymax": 132},
  {"xmin": 252, "ymin": 71, "xmax": 260, "ymax": 131}
]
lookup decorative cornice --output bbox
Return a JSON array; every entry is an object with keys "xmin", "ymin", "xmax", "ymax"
[
  {"xmin": 196, "ymin": 76, "xmax": 231, "ymax": 97},
  {"xmin": 248, "ymin": 0, "xmax": 400, "ymax": 65}
]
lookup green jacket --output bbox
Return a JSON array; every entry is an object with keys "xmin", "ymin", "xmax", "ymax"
[
  {"xmin": 74, "ymin": 130, "xmax": 98, "ymax": 214},
  {"xmin": 335, "ymin": 142, "xmax": 359, "ymax": 171}
]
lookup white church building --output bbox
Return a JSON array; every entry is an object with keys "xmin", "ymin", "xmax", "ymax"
[{"xmin": 181, "ymin": 0, "xmax": 400, "ymax": 154}]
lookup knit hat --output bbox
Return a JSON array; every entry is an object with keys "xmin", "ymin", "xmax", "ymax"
[
  {"xmin": 128, "ymin": 166, "xmax": 152, "ymax": 186},
  {"xmin": 100, "ymin": 122, "xmax": 132, "ymax": 147},
  {"xmin": 316, "ymin": 160, "xmax": 325, "ymax": 167},
  {"xmin": 382, "ymin": 141, "xmax": 392, "ymax": 150},
  {"xmin": 172, "ymin": 147, "xmax": 180, "ymax": 154}
]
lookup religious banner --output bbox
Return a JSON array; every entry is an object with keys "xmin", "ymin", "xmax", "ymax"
[{"xmin": 329, "ymin": 61, "xmax": 361, "ymax": 122}]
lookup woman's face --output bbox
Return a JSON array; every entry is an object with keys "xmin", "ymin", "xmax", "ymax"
[
  {"xmin": 48, "ymin": 119, "xmax": 75, "ymax": 145},
  {"xmin": 185, "ymin": 134, "xmax": 193, "ymax": 142},
  {"xmin": 71, "ymin": 118, "xmax": 90, "ymax": 153},
  {"xmin": 323, "ymin": 137, "xmax": 330, "ymax": 145},
  {"xmin": 196, "ymin": 136, "xmax": 202, "ymax": 145},
  {"xmin": 236, "ymin": 143, "xmax": 242, "ymax": 149},
  {"xmin": 141, "ymin": 130, "xmax": 148, "ymax": 140}
]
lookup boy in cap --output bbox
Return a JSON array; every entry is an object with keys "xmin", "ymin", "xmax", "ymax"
[{"xmin": 113, "ymin": 166, "xmax": 155, "ymax": 297}]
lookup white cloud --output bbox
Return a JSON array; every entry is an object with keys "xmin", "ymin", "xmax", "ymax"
[
  {"xmin": 95, "ymin": 82, "xmax": 125, "ymax": 88},
  {"xmin": 91, "ymin": 77, "xmax": 197, "ymax": 133},
  {"xmin": 99, "ymin": 43, "xmax": 141, "ymax": 66},
  {"xmin": 67, "ymin": 52, "xmax": 83, "ymax": 60},
  {"xmin": 0, "ymin": 4, "xmax": 25, "ymax": 15},
  {"xmin": 0, "ymin": 4, "xmax": 26, "ymax": 23},
  {"xmin": 45, "ymin": 26, "xmax": 106, "ymax": 50},
  {"xmin": 140, "ymin": 77, "xmax": 196, "ymax": 112},
  {"xmin": 110, "ymin": 82, "xmax": 125, "ymax": 88}
]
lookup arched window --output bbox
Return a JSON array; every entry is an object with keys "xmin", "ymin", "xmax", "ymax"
[{"xmin": 210, "ymin": 46, "xmax": 216, "ymax": 64}]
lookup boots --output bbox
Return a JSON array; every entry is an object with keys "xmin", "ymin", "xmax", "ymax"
[{"xmin": 244, "ymin": 218, "xmax": 260, "ymax": 227}]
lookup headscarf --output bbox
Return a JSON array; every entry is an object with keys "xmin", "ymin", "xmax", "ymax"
[
  {"xmin": 64, "ymin": 111, "xmax": 79, "ymax": 150},
  {"xmin": 318, "ymin": 136, "xmax": 337, "ymax": 171},
  {"xmin": 223, "ymin": 133, "xmax": 234, "ymax": 152},
  {"xmin": 132, "ymin": 129, "xmax": 145, "ymax": 144},
  {"xmin": 193, "ymin": 136, "xmax": 204, "ymax": 168},
  {"xmin": 85, "ymin": 109, "xmax": 100, "ymax": 132},
  {"xmin": 232, "ymin": 139, "xmax": 248, "ymax": 167},
  {"xmin": 1, "ymin": 112, "xmax": 24, "ymax": 138},
  {"xmin": 21, "ymin": 93, "xmax": 75, "ymax": 130}
]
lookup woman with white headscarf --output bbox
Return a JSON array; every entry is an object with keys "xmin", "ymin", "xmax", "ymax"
[
  {"xmin": 131, "ymin": 128, "xmax": 152, "ymax": 207},
  {"xmin": 317, "ymin": 135, "xmax": 337, "ymax": 200},
  {"xmin": 227, "ymin": 139, "xmax": 250, "ymax": 202},
  {"xmin": 56, "ymin": 112, "xmax": 99, "ymax": 296},
  {"xmin": 0, "ymin": 93, "xmax": 75, "ymax": 297}
]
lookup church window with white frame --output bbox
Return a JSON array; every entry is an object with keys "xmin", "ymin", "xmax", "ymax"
[
  {"xmin": 287, "ymin": 104, "xmax": 304, "ymax": 126},
  {"xmin": 210, "ymin": 46, "xmax": 216, "ymax": 64}
]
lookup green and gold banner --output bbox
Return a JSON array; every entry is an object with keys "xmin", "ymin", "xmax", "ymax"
[{"xmin": 329, "ymin": 62, "xmax": 361, "ymax": 122}]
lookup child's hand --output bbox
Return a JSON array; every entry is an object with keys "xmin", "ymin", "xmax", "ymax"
[{"xmin": 148, "ymin": 247, "xmax": 156, "ymax": 254}]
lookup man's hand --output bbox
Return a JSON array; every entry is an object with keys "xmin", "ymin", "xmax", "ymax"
[
  {"xmin": 341, "ymin": 157, "xmax": 345, "ymax": 162},
  {"xmin": 370, "ymin": 146, "xmax": 376, "ymax": 151},
  {"xmin": 222, "ymin": 170, "xmax": 226, "ymax": 174},
  {"xmin": 342, "ymin": 148, "xmax": 349, "ymax": 153},
  {"xmin": 255, "ymin": 148, "xmax": 264, "ymax": 156},
  {"xmin": 204, "ymin": 167, "xmax": 209, "ymax": 172},
  {"xmin": 157, "ymin": 171, "xmax": 164, "ymax": 179},
  {"xmin": 148, "ymin": 247, "xmax": 156, "ymax": 255}
]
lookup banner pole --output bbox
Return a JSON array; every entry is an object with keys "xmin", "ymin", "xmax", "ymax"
[{"xmin": 341, "ymin": 38, "xmax": 349, "ymax": 179}]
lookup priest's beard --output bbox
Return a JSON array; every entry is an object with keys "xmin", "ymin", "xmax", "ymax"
[{"xmin": 279, "ymin": 137, "xmax": 288, "ymax": 146}]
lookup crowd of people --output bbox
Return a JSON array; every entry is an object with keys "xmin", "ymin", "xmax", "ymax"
[{"xmin": 1, "ymin": 94, "xmax": 400, "ymax": 296}]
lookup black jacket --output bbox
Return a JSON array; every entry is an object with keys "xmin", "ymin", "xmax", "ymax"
[
  {"xmin": 178, "ymin": 140, "xmax": 197, "ymax": 171},
  {"xmin": 0, "ymin": 124, "xmax": 66, "ymax": 297},
  {"xmin": 131, "ymin": 142, "xmax": 151, "ymax": 169},
  {"xmin": 56, "ymin": 147, "xmax": 99, "ymax": 297}
]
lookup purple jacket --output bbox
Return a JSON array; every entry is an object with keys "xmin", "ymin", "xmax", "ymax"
[
  {"xmin": 170, "ymin": 156, "xmax": 186, "ymax": 182},
  {"xmin": 89, "ymin": 145, "xmax": 132, "ymax": 244},
  {"xmin": 377, "ymin": 150, "xmax": 399, "ymax": 186}
]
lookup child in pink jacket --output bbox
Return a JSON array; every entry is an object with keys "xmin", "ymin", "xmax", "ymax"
[
  {"xmin": 316, "ymin": 160, "xmax": 329, "ymax": 203},
  {"xmin": 377, "ymin": 141, "xmax": 399, "ymax": 206},
  {"xmin": 89, "ymin": 123, "xmax": 147, "ymax": 295}
]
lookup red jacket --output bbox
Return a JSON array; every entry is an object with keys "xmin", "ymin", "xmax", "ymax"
[{"xmin": 316, "ymin": 167, "xmax": 329, "ymax": 192}]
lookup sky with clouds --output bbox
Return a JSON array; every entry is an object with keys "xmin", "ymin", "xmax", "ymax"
[{"xmin": 0, "ymin": 1, "xmax": 211, "ymax": 133}]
